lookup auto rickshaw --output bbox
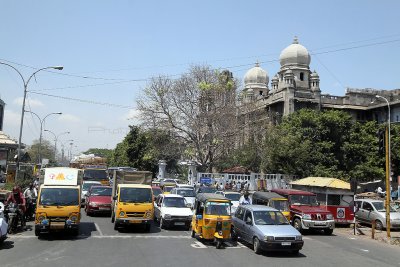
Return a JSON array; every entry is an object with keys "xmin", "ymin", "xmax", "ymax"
[
  {"xmin": 252, "ymin": 191, "xmax": 291, "ymax": 221},
  {"xmin": 191, "ymin": 193, "xmax": 232, "ymax": 249}
]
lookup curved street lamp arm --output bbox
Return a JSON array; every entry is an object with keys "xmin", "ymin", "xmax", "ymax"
[{"xmin": 0, "ymin": 62, "xmax": 26, "ymax": 85}]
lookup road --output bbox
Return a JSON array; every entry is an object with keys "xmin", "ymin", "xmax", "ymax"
[{"xmin": 1, "ymin": 211, "xmax": 399, "ymax": 267}]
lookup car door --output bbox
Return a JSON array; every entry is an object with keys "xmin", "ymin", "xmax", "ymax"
[
  {"xmin": 242, "ymin": 210, "xmax": 254, "ymax": 243},
  {"xmin": 234, "ymin": 207, "xmax": 245, "ymax": 238},
  {"xmin": 354, "ymin": 200, "xmax": 363, "ymax": 222},
  {"xmin": 361, "ymin": 201, "xmax": 374, "ymax": 224}
]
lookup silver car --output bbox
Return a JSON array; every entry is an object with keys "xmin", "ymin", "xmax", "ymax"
[
  {"xmin": 232, "ymin": 205, "xmax": 304, "ymax": 254},
  {"xmin": 355, "ymin": 198, "xmax": 400, "ymax": 230}
]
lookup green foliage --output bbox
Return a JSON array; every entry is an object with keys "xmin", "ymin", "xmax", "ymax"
[
  {"xmin": 26, "ymin": 139, "xmax": 55, "ymax": 163},
  {"xmin": 83, "ymin": 148, "xmax": 113, "ymax": 160}
]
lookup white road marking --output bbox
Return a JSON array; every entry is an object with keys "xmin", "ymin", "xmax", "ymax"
[
  {"xmin": 191, "ymin": 241, "xmax": 208, "ymax": 248},
  {"xmin": 360, "ymin": 249, "xmax": 369, "ymax": 252},
  {"xmin": 92, "ymin": 235, "xmax": 192, "ymax": 239},
  {"xmin": 94, "ymin": 223, "xmax": 103, "ymax": 236}
]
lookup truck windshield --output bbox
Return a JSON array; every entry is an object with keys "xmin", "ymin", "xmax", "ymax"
[
  {"xmin": 205, "ymin": 202, "xmax": 231, "ymax": 216},
  {"xmin": 39, "ymin": 188, "xmax": 79, "ymax": 206},
  {"xmin": 163, "ymin": 197, "xmax": 186, "ymax": 208},
  {"xmin": 83, "ymin": 169, "xmax": 107, "ymax": 181},
  {"xmin": 290, "ymin": 195, "xmax": 318, "ymax": 206},
  {"xmin": 119, "ymin": 188, "xmax": 152, "ymax": 203},
  {"xmin": 225, "ymin": 193, "xmax": 241, "ymax": 201}
]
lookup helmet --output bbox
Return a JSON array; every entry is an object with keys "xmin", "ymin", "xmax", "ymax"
[{"xmin": 244, "ymin": 191, "xmax": 249, "ymax": 197}]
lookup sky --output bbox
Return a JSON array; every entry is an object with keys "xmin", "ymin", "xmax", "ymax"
[{"xmin": 1, "ymin": 0, "xmax": 400, "ymax": 158}]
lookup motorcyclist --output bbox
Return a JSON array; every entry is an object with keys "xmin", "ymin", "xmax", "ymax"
[
  {"xmin": 239, "ymin": 191, "xmax": 252, "ymax": 205},
  {"xmin": 23, "ymin": 183, "xmax": 37, "ymax": 220},
  {"xmin": 6, "ymin": 186, "xmax": 26, "ymax": 227}
]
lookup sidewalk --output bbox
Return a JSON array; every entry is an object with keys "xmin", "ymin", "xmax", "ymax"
[{"xmin": 334, "ymin": 225, "xmax": 400, "ymax": 246}]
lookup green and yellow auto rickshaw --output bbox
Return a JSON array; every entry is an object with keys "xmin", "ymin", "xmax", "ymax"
[{"xmin": 191, "ymin": 193, "xmax": 232, "ymax": 249}]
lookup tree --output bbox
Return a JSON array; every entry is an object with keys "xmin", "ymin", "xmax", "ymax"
[
  {"xmin": 137, "ymin": 65, "xmax": 238, "ymax": 172},
  {"xmin": 26, "ymin": 139, "xmax": 55, "ymax": 163},
  {"xmin": 83, "ymin": 148, "xmax": 113, "ymax": 161}
]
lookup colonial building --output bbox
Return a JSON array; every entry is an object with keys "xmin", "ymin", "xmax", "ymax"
[{"xmin": 238, "ymin": 37, "xmax": 400, "ymax": 128}]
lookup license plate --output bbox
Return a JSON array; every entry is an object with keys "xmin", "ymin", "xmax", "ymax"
[
  {"xmin": 314, "ymin": 222, "xmax": 326, "ymax": 226},
  {"xmin": 99, "ymin": 207, "xmax": 110, "ymax": 210},
  {"xmin": 129, "ymin": 220, "xmax": 141, "ymax": 224},
  {"xmin": 175, "ymin": 222, "xmax": 185, "ymax": 226},
  {"xmin": 281, "ymin": 242, "xmax": 291, "ymax": 246}
]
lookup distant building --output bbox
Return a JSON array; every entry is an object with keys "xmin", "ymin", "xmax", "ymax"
[{"xmin": 238, "ymin": 37, "xmax": 400, "ymax": 131}]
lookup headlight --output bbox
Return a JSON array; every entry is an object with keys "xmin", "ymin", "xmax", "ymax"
[
  {"xmin": 70, "ymin": 215, "xmax": 78, "ymax": 221},
  {"xmin": 164, "ymin": 214, "xmax": 171, "ymax": 219},
  {"xmin": 145, "ymin": 210, "xmax": 153, "ymax": 218},
  {"xmin": 90, "ymin": 202, "xmax": 98, "ymax": 207},
  {"xmin": 302, "ymin": 214, "xmax": 311, "ymax": 220},
  {"xmin": 38, "ymin": 215, "xmax": 45, "ymax": 221},
  {"xmin": 119, "ymin": 211, "xmax": 125, "ymax": 217},
  {"xmin": 295, "ymin": 235, "xmax": 302, "ymax": 241},
  {"xmin": 264, "ymin": 236, "xmax": 274, "ymax": 241},
  {"xmin": 326, "ymin": 214, "xmax": 333, "ymax": 220}
]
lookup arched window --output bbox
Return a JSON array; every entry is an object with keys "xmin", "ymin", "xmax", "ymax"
[{"xmin": 300, "ymin": 72, "xmax": 304, "ymax": 81}]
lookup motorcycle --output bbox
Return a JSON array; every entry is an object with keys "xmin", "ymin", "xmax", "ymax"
[
  {"xmin": 4, "ymin": 203, "xmax": 24, "ymax": 234},
  {"xmin": 0, "ymin": 202, "xmax": 8, "ymax": 243},
  {"xmin": 25, "ymin": 197, "xmax": 37, "ymax": 221}
]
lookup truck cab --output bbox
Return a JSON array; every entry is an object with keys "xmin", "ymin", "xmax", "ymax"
[
  {"xmin": 35, "ymin": 167, "xmax": 82, "ymax": 237},
  {"xmin": 111, "ymin": 170, "xmax": 154, "ymax": 232},
  {"xmin": 272, "ymin": 189, "xmax": 335, "ymax": 235}
]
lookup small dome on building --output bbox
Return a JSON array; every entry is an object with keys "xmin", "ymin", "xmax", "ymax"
[
  {"xmin": 310, "ymin": 70, "xmax": 319, "ymax": 78},
  {"xmin": 271, "ymin": 74, "xmax": 279, "ymax": 82},
  {"xmin": 244, "ymin": 62, "xmax": 269, "ymax": 88},
  {"xmin": 279, "ymin": 36, "xmax": 311, "ymax": 67}
]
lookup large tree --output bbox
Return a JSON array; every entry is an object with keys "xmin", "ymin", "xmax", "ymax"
[
  {"xmin": 137, "ymin": 65, "xmax": 238, "ymax": 171},
  {"xmin": 27, "ymin": 139, "xmax": 55, "ymax": 163}
]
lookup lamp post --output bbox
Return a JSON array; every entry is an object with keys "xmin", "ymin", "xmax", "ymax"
[
  {"xmin": 25, "ymin": 111, "xmax": 62, "ymax": 165},
  {"xmin": 44, "ymin": 129, "xmax": 70, "ymax": 162},
  {"xmin": 375, "ymin": 94, "xmax": 391, "ymax": 238},
  {"xmin": 60, "ymin": 139, "xmax": 73, "ymax": 165},
  {"xmin": 0, "ymin": 62, "xmax": 63, "ymax": 180}
]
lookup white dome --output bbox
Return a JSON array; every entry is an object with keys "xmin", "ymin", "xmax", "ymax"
[
  {"xmin": 244, "ymin": 62, "xmax": 269, "ymax": 88},
  {"xmin": 279, "ymin": 37, "xmax": 311, "ymax": 67}
]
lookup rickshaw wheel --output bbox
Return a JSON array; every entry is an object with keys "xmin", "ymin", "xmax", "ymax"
[
  {"xmin": 191, "ymin": 230, "xmax": 196, "ymax": 238},
  {"xmin": 216, "ymin": 240, "xmax": 223, "ymax": 249}
]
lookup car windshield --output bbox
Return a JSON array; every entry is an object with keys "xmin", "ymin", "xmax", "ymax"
[
  {"xmin": 90, "ymin": 187, "xmax": 112, "ymax": 196},
  {"xmin": 205, "ymin": 201, "xmax": 231, "ymax": 216},
  {"xmin": 119, "ymin": 188, "xmax": 152, "ymax": 203},
  {"xmin": 164, "ymin": 186, "xmax": 174, "ymax": 192},
  {"xmin": 163, "ymin": 197, "xmax": 186, "ymax": 208},
  {"xmin": 372, "ymin": 201, "xmax": 396, "ymax": 212},
  {"xmin": 290, "ymin": 195, "xmax": 318, "ymax": 206},
  {"xmin": 176, "ymin": 189, "xmax": 195, "ymax": 197},
  {"xmin": 83, "ymin": 169, "xmax": 107, "ymax": 181},
  {"xmin": 271, "ymin": 199, "xmax": 290, "ymax": 212},
  {"xmin": 39, "ymin": 188, "xmax": 79, "ymax": 206},
  {"xmin": 225, "ymin": 193, "xmax": 241, "ymax": 201},
  {"xmin": 152, "ymin": 188, "xmax": 162, "ymax": 197},
  {"xmin": 253, "ymin": 210, "xmax": 289, "ymax": 225},
  {"xmin": 83, "ymin": 182, "xmax": 101, "ymax": 191},
  {"xmin": 198, "ymin": 187, "xmax": 217, "ymax": 194}
]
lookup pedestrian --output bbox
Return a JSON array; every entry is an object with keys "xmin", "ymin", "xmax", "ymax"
[
  {"xmin": 239, "ymin": 191, "xmax": 252, "ymax": 205},
  {"xmin": 236, "ymin": 182, "xmax": 241, "ymax": 192}
]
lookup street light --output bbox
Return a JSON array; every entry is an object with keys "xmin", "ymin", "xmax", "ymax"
[
  {"xmin": 60, "ymin": 139, "xmax": 74, "ymax": 165},
  {"xmin": 0, "ymin": 62, "xmax": 63, "ymax": 180},
  {"xmin": 374, "ymin": 94, "xmax": 391, "ymax": 238},
  {"xmin": 25, "ymin": 111, "xmax": 62, "ymax": 164},
  {"xmin": 44, "ymin": 129, "xmax": 70, "ymax": 162}
]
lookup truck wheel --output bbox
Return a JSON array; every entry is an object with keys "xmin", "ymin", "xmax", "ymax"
[
  {"xmin": 144, "ymin": 224, "xmax": 151, "ymax": 232},
  {"xmin": 324, "ymin": 228, "xmax": 333, "ymax": 235},
  {"xmin": 293, "ymin": 218, "xmax": 302, "ymax": 233},
  {"xmin": 114, "ymin": 221, "xmax": 119, "ymax": 230},
  {"xmin": 375, "ymin": 220, "xmax": 384, "ymax": 231},
  {"xmin": 253, "ymin": 237, "xmax": 262, "ymax": 254}
]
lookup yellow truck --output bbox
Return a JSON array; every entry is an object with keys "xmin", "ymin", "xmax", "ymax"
[
  {"xmin": 35, "ymin": 167, "xmax": 82, "ymax": 237},
  {"xmin": 111, "ymin": 170, "xmax": 154, "ymax": 232}
]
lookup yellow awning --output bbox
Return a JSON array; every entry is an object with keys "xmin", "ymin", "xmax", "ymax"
[{"xmin": 290, "ymin": 177, "xmax": 350, "ymax": 190}]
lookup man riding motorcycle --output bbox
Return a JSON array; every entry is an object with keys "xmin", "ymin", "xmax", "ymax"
[
  {"xmin": 5, "ymin": 186, "xmax": 26, "ymax": 228},
  {"xmin": 23, "ymin": 183, "xmax": 37, "ymax": 221}
]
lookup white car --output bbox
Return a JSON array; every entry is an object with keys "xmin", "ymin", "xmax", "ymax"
[
  {"xmin": 81, "ymin": 181, "xmax": 102, "ymax": 205},
  {"xmin": 154, "ymin": 194, "xmax": 193, "ymax": 230},
  {"xmin": 0, "ymin": 202, "xmax": 8, "ymax": 243},
  {"xmin": 170, "ymin": 188, "xmax": 196, "ymax": 209},
  {"xmin": 216, "ymin": 191, "xmax": 241, "ymax": 213}
]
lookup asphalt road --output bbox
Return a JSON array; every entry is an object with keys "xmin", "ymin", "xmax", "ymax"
[{"xmin": 1, "ymin": 210, "xmax": 399, "ymax": 267}]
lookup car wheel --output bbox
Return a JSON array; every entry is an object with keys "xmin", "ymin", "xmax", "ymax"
[
  {"xmin": 375, "ymin": 220, "xmax": 384, "ymax": 231},
  {"xmin": 35, "ymin": 228, "xmax": 40, "ymax": 237},
  {"xmin": 231, "ymin": 227, "xmax": 238, "ymax": 241},
  {"xmin": 324, "ymin": 228, "xmax": 333, "ymax": 235},
  {"xmin": 293, "ymin": 218, "xmax": 303, "ymax": 233},
  {"xmin": 253, "ymin": 237, "xmax": 262, "ymax": 254}
]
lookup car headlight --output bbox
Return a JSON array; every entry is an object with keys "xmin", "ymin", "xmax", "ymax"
[
  {"xmin": 70, "ymin": 215, "xmax": 78, "ymax": 222},
  {"xmin": 326, "ymin": 214, "xmax": 333, "ymax": 220},
  {"xmin": 119, "ymin": 211, "xmax": 125, "ymax": 217},
  {"xmin": 302, "ymin": 214, "xmax": 311, "ymax": 220},
  {"xmin": 295, "ymin": 235, "xmax": 302, "ymax": 241},
  {"xmin": 38, "ymin": 215, "xmax": 46, "ymax": 222},
  {"xmin": 90, "ymin": 202, "xmax": 98, "ymax": 207},
  {"xmin": 264, "ymin": 236, "xmax": 274, "ymax": 241},
  {"xmin": 164, "ymin": 214, "xmax": 171, "ymax": 219}
]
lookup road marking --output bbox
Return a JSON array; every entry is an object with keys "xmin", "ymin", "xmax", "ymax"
[
  {"xmin": 94, "ymin": 223, "xmax": 103, "ymax": 236},
  {"xmin": 191, "ymin": 241, "xmax": 207, "ymax": 248},
  {"xmin": 92, "ymin": 235, "xmax": 192, "ymax": 239},
  {"xmin": 359, "ymin": 249, "xmax": 369, "ymax": 252}
]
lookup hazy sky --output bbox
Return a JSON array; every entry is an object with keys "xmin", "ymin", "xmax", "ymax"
[{"xmin": 1, "ymin": 1, "xmax": 400, "ymax": 157}]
